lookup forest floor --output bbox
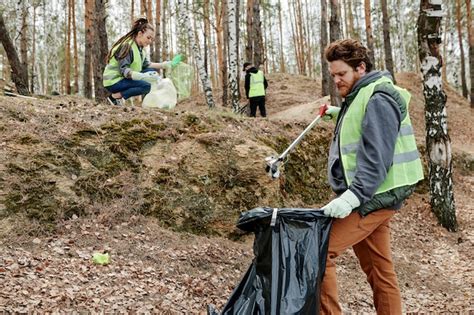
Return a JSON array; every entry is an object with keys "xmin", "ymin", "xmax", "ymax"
[{"xmin": 0, "ymin": 72, "xmax": 473, "ymax": 313}]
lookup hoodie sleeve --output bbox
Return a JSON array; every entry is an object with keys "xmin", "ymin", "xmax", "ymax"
[
  {"xmin": 245, "ymin": 73, "xmax": 250, "ymax": 99},
  {"xmin": 114, "ymin": 45, "xmax": 134, "ymax": 79},
  {"xmin": 348, "ymin": 92, "xmax": 402, "ymax": 204}
]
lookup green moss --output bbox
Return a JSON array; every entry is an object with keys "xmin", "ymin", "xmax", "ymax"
[
  {"xmin": 18, "ymin": 134, "xmax": 40, "ymax": 145},
  {"xmin": 73, "ymin": 170, "xmax": 124, "ymax": 202}
]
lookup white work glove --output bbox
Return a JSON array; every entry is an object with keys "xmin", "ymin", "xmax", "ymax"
[
  {"xmin": 131, "ymin": 71, "xmax": 161, "ymax": 83},
  {"xmin": 322, "ymin": 190, "xmax": 360, "ymax": 218},
  {"xmin": 321, "ymin": 105, "xmax": 341, "ymax": 122}
]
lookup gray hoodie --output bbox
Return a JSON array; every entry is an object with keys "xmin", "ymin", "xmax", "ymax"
[{"xmin": 327, "ymin": 70, "xmax": 403, "ymax": 210}]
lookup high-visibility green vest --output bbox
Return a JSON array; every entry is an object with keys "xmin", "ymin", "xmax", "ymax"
[
  {"xmin": 103, "ymin": 40, "xmax": 144, "ymax": 87},
  {"xmin": 339, "ymin": 76, "xmax": 424, "ymax": 194},
  {"xmin": 249, "ymin": 71, "xmax": 266, "ymax": 97}
]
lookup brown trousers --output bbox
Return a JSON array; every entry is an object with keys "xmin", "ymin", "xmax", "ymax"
[{"xmin": 320, "ymin": 209, "xmax": 402, "ymax": 315}]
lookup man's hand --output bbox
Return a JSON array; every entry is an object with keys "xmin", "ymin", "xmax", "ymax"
[
  {"xmin": 131, "ymin": 71, "xmax": 161, "ymax": 83},
  {"xmin": 322, "ymin": 190, "xmax": 360, "ymax": 218},
  {"xmin": 321, "ymin": 105, "xmax": 341, "ymax": 122}
]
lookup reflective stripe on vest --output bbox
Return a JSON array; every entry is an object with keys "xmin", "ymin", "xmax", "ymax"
[
  {"xmin": 339, "ymin": 76, "xmax": 424, "ymax": 194},
  {"xmin": 249, "ymin": 71, "xmax": 266, "ymax": 97},
  {"xmin": 103, "ymin": 40, "xmax": 144, "ymax": 87}
]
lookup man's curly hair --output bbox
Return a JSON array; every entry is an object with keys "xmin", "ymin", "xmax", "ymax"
[{"xmin": 324, "ymin": 39, "xmax": 373, "ymax": 72}]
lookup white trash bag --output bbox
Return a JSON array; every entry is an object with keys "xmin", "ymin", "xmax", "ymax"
[{"xmin": 142, "ymin": 78, "xmax": 177, "ymax": 109}]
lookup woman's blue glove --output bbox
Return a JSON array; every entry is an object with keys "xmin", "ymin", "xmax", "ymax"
[{"xmin": 322, "ymin": 190, "xmax": 360, "ymax": 218}]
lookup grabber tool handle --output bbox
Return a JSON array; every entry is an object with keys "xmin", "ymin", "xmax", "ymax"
[{"xmin": 277, "ymin": 103, "xmax": 329, "ymax": 162}]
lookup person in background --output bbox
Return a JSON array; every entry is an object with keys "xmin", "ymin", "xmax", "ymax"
[
  {"xmin": 243, "ymin": 62, "xmax": 268, "ymax": 117},
  {"xmin": 103, "ymin": 17, "xmax": 181, "ymax": 106},
  {"xmin": 319, "ymin": 39, "xmax": 424, "ymax": 314}
]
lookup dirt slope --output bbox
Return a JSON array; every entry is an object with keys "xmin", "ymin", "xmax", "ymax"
[{"xmin": 0, "ymin": 72, "xmax": 473, "ymax": 313}]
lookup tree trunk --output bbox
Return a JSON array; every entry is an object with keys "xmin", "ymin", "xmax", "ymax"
[
  {"xmin": 177, "ymin": 0, "xmax": 214, "ymax": 108},
  {"xmin": 65, "ymin": 0, "xmax": 72, "ymax": 94},
  {"xmin": 162, "ymin": 0, "xmax": 168, "ymax": 61},
  {"xmin": 381, "ymin": 0, "xmax": 396, "ymax": 83},
  {"xmin": 320, "ymin": 0, "xmax": 330, "ymax": 96},
  {"xmin": 442, "ymin": 1, "xmax": 450, "ymax": 83},
  {"xmin": 30, "ymin": 5, "xmax": 37, "ymax": 93},
  {"xmin": 72, "ymin": 0, "xmax": 79, "ymax": 94},
  {"xmin": 214, "ymin": 0, "xmax": 224, "ymax": 85},
  {"xmin": 20, "ymin": 2, "xmax": 29, "ymax": 85},
  {"xmin": 0, "ymin": 14, "xmax": 30, "ymax": 95},
  {"xmin": 466, "ymin": 0, "xmax": 474, "ymax": 107},
  {"xmin": 278, "ymin": 0, "xmax": 285, "ymax": 72},
  {"xmin": 155, "ymin": 0, "xmax": 161, "ymax": 63},
  {"xmin": 246, "ymin": 0, "xmax": 254, "ymax": 63},
  {"xmin": 92, "ymin": 0, "xmax": 109, "ymax": 102},
  {"xmin": 364, "ymin": 0, "xmax": 376, "ymax": 65},
  {"xmin": 417, "ymin": 0, "xmax": 457, "ymax": 232},
  {"xmin": 252, "ymin": 0, "xmax": 264, "ymax": 67},
  {"xmin": 329, "ymin": 0, "xmax": 342, "ymax": 106},
  {"xmin": 228, "ymin": 0, "xmax": 239, "ymax": 112},
  {"xmin": 83, "ymin": 0, "xmax": 94, "ymax": 98},
  {"xmin": 395, "ymin": 0, "xmax": 406, "ymax": 72},
  {"xmin": 222, "ymin": 0, "xmax": 229, "ymax": 106},
  {"xmin": 456, "ymin": 0, "xmax": 468, "ymax": 98}
]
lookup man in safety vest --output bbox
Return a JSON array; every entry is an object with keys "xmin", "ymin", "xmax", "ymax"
[
  {"xmin": 243, "ymin": 62, "xmax": 268, "ymax": 117},
  {"xmin": 319, "ymin": 39, "xmax": 424, "ymax": 314}
]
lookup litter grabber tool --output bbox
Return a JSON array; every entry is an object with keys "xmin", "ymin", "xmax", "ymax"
[{"xmin": 265, "ymin": 103, "xmax": 329, "ymax": 179}]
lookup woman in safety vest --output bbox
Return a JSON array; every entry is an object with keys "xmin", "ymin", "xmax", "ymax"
[{"xmin": 103, "ymin": 17, "xmax": 181, "ymax": 105}]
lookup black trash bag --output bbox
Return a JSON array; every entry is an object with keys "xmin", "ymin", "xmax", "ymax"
[{"xmin": 208, "ymin": 207, "xmax": 332, "ymax": 315}]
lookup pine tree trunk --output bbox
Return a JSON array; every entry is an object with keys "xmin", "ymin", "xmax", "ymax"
[
  {"xmin": 0, "ymin": 14, "xmax": 30, "ymax": 95},
  {"xmin": 155, "ymin": 0, "xmax": 161, "ymax": 63},
  {"xmin": 20, "ymin": 2, "xmax": 29, "ymax": 85},
  {"xmin": 329, "ymin": 0, "xmax": 342, "ymax": 106},
  {"xmin": 178, "ymin": 0, "xmax": 214, "ymax": 108},
  {"xmin": 320, "ymin": 0, "xmax": 330, "ymax": 96},
  {"xmin": 228, "ymin": 0, "xmax": 239, "ymax": 112},
  {"xmin": 417, "ymin": 0, "xmax": 457, "ymax": 232},
  {"xmin": 83, "ymin": 0, "xmax": 94, "ymax": 99},
  {"xmin": 381, "ymin": 0, "xmax": 396, "ymax": 83},
  {"xmin": 92, "ymin": 0, "xmax": 109, "ymax": 102},
  {"xmin": 456, "ymin": 0, "xmax": 468, "ymax": 98},
  {"xmin": 253, "ymin": 0, "xmax": 264, "ymax": 67},
  {"xmin": 364, "ymin": 0, "xmax": 376, "ymax": 65},
  {"xmin": 72, "ymin": 0, "xmax": 79, "ymax": 94},
  {"xmin": 246, "ymin": 0, "xmax": 254, "ymax": 63},
  {"xmin": 278, "ymin": 0, "xmax": 285, "ymax": 72},
  {"xmin": 30, "ymin": 5, "xmax": 37, "ymax": 93},
  {"xmin": 466, "ymin": 0, "xmax": 474, "ymax": 107},
  {"xmin": 214, "ymin": 1, "xmax": 224, "ymax": 85},
  {"xmin": 65, "ymin": 0, "xmax": 72, "ymax": 94}
]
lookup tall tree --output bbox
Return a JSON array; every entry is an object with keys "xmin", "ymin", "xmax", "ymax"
[
  {"xmin": 83, "ymin": 0, "xmax": 94, "ymax": 98},
  {"xmin": 228, "ymin": 0, "xmax": 239, "ymax": 112},
  {"xmin": 154, "ymin": 0, "xmax": 161, "ymax": 62},
  {"xmin": 381, "ymin": 0, "xmax": 396, "ymax": 83},
  {"xmin": 277, "ymin": 0, "xmax": 285, "ymax": 72},
  {"xmin": 20, "ymin": 1, "xmax": 29, "ymax": 84},
  {"xmin": 245, "ymin": 0, "xmax": 253, "ymax": 63},
  {"xmin": 329, "ymin": 0, "xmax": 342, "ymax": 106},
  {"xmin": 222, "ymin": 0, "xmax": 229, "ymax": 106},
  {"xmin": 71, "ymin": 0, "xmax": 79, "ymax": 94},
  {"xmin": 30, "ymin": 3, "xmax": 37, "ymax": 93},
  {"xmin": 0, "ymin": 14, "xmax": 30, "ymax": 95},
  {"xmin": 466, "ymin": 0, "xmax": 474, "ymax": 107},
  {"xmin": 418, "ymin": 0, "xmax": 457, "ymax": 231},
  {"xmin": 92, "ymin": 0, "xmax": 109, "ymax": 102},
  {"xmin": 364, "ymin": 0, "xmax": 375, "ymax": 65},
  {"xmin": 320, "ymin": 0, "xmax": 330, "ymax": 96},
  {"xmin": 178, "ymin": 0, "xmax": 214, "ymax": 108},
  {"xmin": 65, "ymin": 0, "xmax": 72, "ymax": 94},
  {"xmin": 456, "ymin": 0, "xmax": 468, "ymax": 98}
]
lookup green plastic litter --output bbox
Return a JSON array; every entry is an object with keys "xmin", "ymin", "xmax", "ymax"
[
  {"xmin": 169, "ymin": 62, "xmax": 193, "ymax": 100},
  {"xmin": 171, "ymin": 54, "xmax": 183, "ymax": 67},
  {"xmin": 92, "ymin": 252, "xmax": 110, "ymax": 265}
]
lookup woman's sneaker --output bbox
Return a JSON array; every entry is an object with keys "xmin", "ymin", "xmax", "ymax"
[{"xmin": 107, "ymin": 95, "xmax": 124, "ymax": 106}]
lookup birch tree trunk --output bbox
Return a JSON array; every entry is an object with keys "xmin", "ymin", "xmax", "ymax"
[
  {"xmin": 0, "ymin": 14, "xmax": 30, "ymax": 95},
  {"xmin": 381, "ymin": 0, "xmax": 396, "ymax": 83},
  {"xmin": 466, "ymin": 0, "xmax": 474, "ymax": 107},
  {"xmin": 320, "ymin": 0, "xmax": 330, "ymax": 96},
  {"xmin": 417, "ymin": 0, "xmax": 457, "ymax": 232},
  {"xmin": 83, "ymin": 0, "xmax": 94, "ymax": 98},
  {"xmin": 329, "ymin": 0, "xmax": 342, "ymax": 106},
  {"xmin": 222, "ymin": 0, "xmax": 229, "ymax": 106},
  {"xmin": 364, "ymin": 0, "xmax": 376, "ymax": 65},
  {"xmin": 228, "ymin": 0, "xmax": 239, "ymax": 112},
  {"xmin": 456, "ymin": 0, "xmax": 468, "ymax": 98},
  {"xmin": 178, "ymin": 0, "xmax": 215, "ymax": 109}
]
